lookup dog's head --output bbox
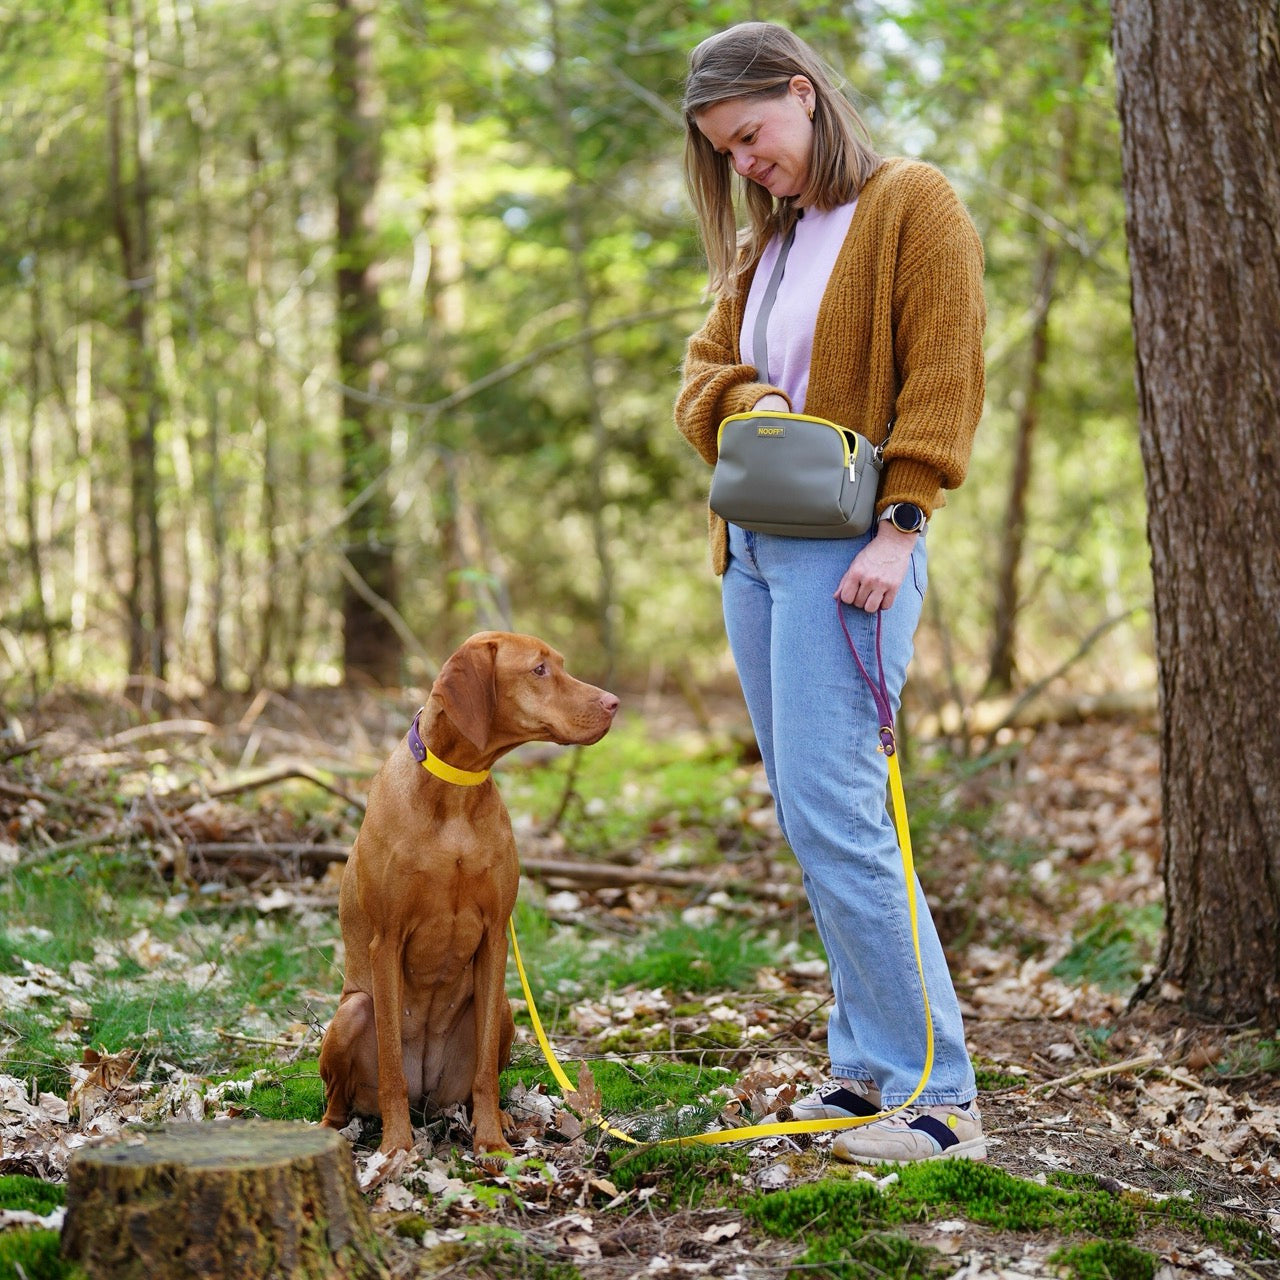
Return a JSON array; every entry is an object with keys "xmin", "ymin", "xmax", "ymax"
[{"xmin": 434, "ymin": 631, "xmax": 619, "ymax": 754}]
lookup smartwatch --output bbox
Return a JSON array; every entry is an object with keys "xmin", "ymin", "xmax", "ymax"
[{"xmin": 880, "ymin": 502, "xmax": 927, "ymax": 535}]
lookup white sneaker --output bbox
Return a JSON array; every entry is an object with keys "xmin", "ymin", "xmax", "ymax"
[
  {"xmin": 831, "ymin": 1103, "xmax": 987, "ymax": 1164},
  {"xmin": 763, "ymin": 1077, "xmax": 882, "ymax": 1124}
]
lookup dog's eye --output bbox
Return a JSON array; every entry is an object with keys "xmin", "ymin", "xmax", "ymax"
[{"xmin": 532, "ymin": 662, "xmax": 548, "ymax": 677}]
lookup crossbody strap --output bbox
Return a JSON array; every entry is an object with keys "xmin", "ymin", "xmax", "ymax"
[
  {"xmin": 751, "ymin": 221, "xmax": 797, "ymax": 383},
  {"xmin": 750, "ymin": 218, "xmax": 896, "ymax": 458}
]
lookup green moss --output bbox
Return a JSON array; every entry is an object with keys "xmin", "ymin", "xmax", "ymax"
[
  {"xmin": 1045, "ymin": 1172, "xmax": 1279, "ymax": 1260},
  {"xmin": 0, "ymin": 1229, "xmax": 87, "ymax": 1280},
  {"xmin": 610, "ymin": 1144, "xmax": 749, "ymax": 1206},
  {"xmin": 971, "ymin": 1056, "xmax": 1027, "ymax": 1091},
  {"xmin": 0, "ymin": 1174, "xmax": 65, "ymax": 1214},
  {"xmin": 744, "ymin": 1179, "xmax": 945, "ymax": 1279},
  {"xmin": 1050, "ymin": 1241, "xmax": 1157, "ymax": 1280},
  {"xmin": 747, "ymin": 1162, "xmax": 1277, "ymax": 1280}
]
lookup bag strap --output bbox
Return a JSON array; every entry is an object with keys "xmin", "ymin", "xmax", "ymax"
[
  {"xmin": 752, "ymin": 221, "xmax": 797, "ymax": 384},
  {"xmin": 752, "ymin": 219, "xmax": 896, "ymax": 461}
]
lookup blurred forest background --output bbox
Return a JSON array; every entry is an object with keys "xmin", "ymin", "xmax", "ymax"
[{"xmin": 0, "ymin": 0, "xmax": 1147, "ymax": 718}]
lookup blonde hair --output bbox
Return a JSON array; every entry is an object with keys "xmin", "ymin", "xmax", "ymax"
[{"xmin": 682, "ymin": 22, "xmax": 880, "ymax": 295}]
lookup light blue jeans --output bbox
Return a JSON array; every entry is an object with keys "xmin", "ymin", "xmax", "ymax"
[{"xmin": 723, "ymin": 522, "xmax": 977, "ymax": 1106}]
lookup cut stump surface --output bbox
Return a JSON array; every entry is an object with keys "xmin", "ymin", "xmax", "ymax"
[{"xmin": 62, "ymin": 1119, "xmax": 386, "ymax": 1280}]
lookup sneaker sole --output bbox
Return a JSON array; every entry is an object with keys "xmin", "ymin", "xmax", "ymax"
[{"xmin": 833, "ymin": 1136, "xmax": 988, "ymax": 1165}]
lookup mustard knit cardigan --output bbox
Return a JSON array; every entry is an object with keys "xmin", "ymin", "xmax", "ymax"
[{"xmin": 675, "ymin": 157, "xmax": 987, "ymax": 575}]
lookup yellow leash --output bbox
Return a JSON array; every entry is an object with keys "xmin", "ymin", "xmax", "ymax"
[{"xmin": 508, "ymin": 724, "xmax": 933, "ymax": 1148}]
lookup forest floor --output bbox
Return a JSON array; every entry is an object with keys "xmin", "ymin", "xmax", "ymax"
[{"xmin": 0, "ymin": 682, "xmax": 1277, "ymax": 1278}]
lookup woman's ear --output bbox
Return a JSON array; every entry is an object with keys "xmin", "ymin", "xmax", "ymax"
[{"xmin": 789, "ymin": 75, "xmax": 816, "ymax": 117}]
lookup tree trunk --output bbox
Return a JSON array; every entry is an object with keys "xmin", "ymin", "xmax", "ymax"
[
  {"xmin": 549, "ymin": 0, "xmax": 616, "ymax": 679},
  {"xmin": 332, "ymin": 0, "xmax": 401, "ymax": 687},
  {"xmin": 985, "ymin": 243, "xmax": 1057, "ymax": 694},
  {"xmin": 70, "ymin": 287, "xmax": 95, "ymax": 674},
  {"xmin": 25, "ymin": 271, "xmax": 55, "ymax": 682},
  {"xmin": 248, "ymin": 130, "xmax": 282, "ymax": 684},
  {"xmin": 106, "ymin": 0, "xmax": 168, "ymax": 687},
  {"xmin": 1111, "ymin": 0, "xmax": 1280, "ymax": 1023},
  {"xmin": 61, "ymin": 1120, "xmax": 386, "ymax": 1279}
]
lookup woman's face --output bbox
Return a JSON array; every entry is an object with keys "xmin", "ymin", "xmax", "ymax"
[{"xmin": 694, "ymin": 76, "xmax": 816, "ymax": 200}]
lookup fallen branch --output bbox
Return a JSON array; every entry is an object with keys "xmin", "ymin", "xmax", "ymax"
[
  {"xmin": 1031, "ymin": 1052, "xmax": 1161, "ymax": 1093},
  {"xmin": 201, "ymin": 765, "xmax": 366, "ymax": 810},
  {"xmin": 519, "ymin": 855, "xmax": 785, "ymax": 900},
  {"xmin": 101, "ymin": 720, "xmax": 218, "ymax": 748},
  {"xmin": 0, "ymin": 778, "xmax": 117, "ymax": 819},
  {"xmin": 188, "ymin": 841, "xmax": 350, "ymax": 863}
]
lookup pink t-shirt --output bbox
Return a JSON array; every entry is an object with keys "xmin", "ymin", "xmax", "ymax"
[{"xmin": 741, "ymin": 200, "xmax": 859, "ymax": 414}]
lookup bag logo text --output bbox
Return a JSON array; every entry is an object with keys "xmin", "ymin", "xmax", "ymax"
[{"xmin": 756, "ymin": 426, "xmax": 786, "ymax": 437}]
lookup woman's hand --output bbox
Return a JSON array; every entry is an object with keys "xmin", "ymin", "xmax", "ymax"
[
  {"xmin": 752, "ymin": 393, "xmax": 790, "ymax": 413},
  {"xmin": 835, "ymin": 525, "xmax": 917, "ymax": 612}
]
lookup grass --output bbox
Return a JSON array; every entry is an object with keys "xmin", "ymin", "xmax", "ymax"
[
  {"xmin": 0, "ymin": 1230, "xmax": 86, "ymax": 1280},
  {"xmin": 0, "ymin": 855, "xmax": 340, "ymax": 1095}
]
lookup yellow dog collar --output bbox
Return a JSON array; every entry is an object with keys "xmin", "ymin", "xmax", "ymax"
[{"xmin": 407, "ymin": 709, "xmax": 490, "ymax": 786}]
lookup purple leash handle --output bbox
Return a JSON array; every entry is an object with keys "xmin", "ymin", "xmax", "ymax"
[{"xmin": 836, "ymin": 604, "xmax": 897, "ymax": 756}]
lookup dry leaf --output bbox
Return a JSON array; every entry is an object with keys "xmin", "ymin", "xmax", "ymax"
[{"xmin": 564, "ymin": 1062, "xmax": 603, "ymax": 1117}]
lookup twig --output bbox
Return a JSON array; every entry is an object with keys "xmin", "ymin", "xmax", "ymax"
[
  {"xmin": 201, "ymin": 764, "xmax": 366, "ymax": 810},
  {"xmin": 1030, "ymin": 1052, "xmax": 1162, "ymax": 1093},
  {"xmin": 214, "ymin": 1028, "xmax": 308, "ymax": 1049}
]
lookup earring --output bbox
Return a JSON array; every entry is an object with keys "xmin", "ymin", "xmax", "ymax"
[{"xmin": 807, "ymin": 105, "xmax": 815, "ymax": 120}]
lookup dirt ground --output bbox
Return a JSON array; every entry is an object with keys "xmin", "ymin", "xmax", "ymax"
[{"xmin": 2, "ymin": 685, "xmax": 1277, "ymax": 1277}]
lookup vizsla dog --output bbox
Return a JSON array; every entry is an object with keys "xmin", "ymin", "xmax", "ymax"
[{"xmin": 319, "ymin": 631, "xmax": 619, "ymax": 1155}]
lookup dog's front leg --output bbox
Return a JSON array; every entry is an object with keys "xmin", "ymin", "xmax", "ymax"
[
  {"xmin": 368, "ymin": 930, "xmax": 414, "ymax": 1153},
  {"xmin": 469, "ymin": 924, "xmax": 513, "ymax": 1155}
]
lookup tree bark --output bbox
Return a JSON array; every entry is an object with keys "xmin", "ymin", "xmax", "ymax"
[
  {"xmin": 1111, "ymin": 0, "xmax": 1280, "ymax": 1023},
  {"xmin": 332, "ymin": 0, "xmax": 401, "ymax": 687},
  {"xmin": 62, "ymin": 1120, "xmax": 386, "ymax": 1279}
]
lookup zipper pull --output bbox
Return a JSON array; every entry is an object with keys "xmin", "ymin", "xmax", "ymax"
[{"xmin": 849, "ymin": 459, "xmax": 856, "ymax": 482}]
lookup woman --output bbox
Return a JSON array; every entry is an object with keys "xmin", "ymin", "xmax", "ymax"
[{"xmin": 675, "ymin": 21, "xmax": 987, "ymax": 1164}]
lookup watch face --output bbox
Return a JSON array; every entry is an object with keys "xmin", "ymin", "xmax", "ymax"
[{"xmin": 892, "ymin": 503, "xmax": 924, "ymax": 533}]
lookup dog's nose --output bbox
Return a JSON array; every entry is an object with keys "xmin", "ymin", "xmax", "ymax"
[{"xmin": 600, "ymin": 692, "xmax": 620, "ymax": 717}]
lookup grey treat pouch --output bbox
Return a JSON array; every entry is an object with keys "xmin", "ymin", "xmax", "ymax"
[{"xmin": 709, "ymin": 410, "xmax": 884, "ymax": 538}]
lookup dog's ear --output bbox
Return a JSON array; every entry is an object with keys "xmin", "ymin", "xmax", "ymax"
[{"xmin": 435, "ymin": 639, "xmax": 497, "ymax": 749}]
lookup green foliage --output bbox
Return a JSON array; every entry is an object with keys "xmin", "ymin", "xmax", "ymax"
[
  {"xmin": 503, "ymin": 1055, "xmax": 732, "ymax": 1123},
  {"xmin": 1049, "ymin": 1240, "xmax": 1157, "ymax": 1280},
  {"xmin": 1214, "ymin": 1034, "xmax": 1280, "ymax": 1079},
  {"xmin": 0, "ymin": 1175, "xmax": 65, "ymax": 1214},
  {"xmin": 1053, "ymin": 903, "xmax": 1164, "ymax": 992},
  {"xmin": 0, "ymin": 1229, "xmax": 86, "ymax": 1280},
  {"xmin": 502, "ymin": 719, "xmax": 762, "ymax": 863}
]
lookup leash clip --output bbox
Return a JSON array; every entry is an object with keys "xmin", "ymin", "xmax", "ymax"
[{"xmin": 878, "ymin": 725, "xmax": 896, "ymax": 756}]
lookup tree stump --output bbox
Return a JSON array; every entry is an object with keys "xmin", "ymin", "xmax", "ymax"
[{"xmin": 61, "ymin": 1120, "xmax": 386, "ymax": 1280}]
